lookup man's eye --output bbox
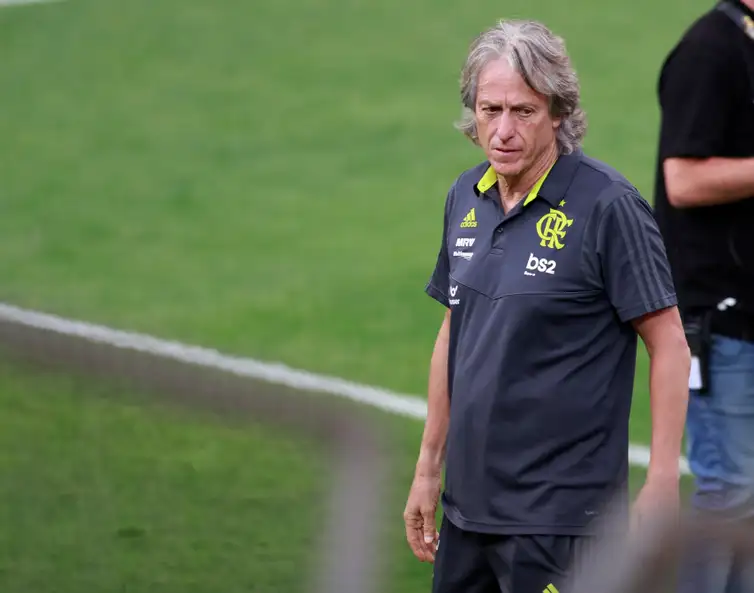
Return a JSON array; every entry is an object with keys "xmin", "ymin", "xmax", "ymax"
[{"xmin": 518, "ymin": 108, "xmax": 534, "ymax": 117}]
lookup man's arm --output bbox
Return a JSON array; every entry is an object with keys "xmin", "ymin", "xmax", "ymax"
[
  {"xmin": 416, "ymin": 309, "xmax": 451, "ymax": 476},
  {"xmin": 404, "ymin": 310, "xmax": 450, "ymax": 563},
  {"xmin": 658, "ymin": 37, "xmax": 753, "ymax": 207},
  {"xmin": 664, "ymin": 157, "xmax": 754, "ymax": 207},
  {"xmin": 405, "ymin": 183, "xmax": 454, "ymax": 563},
  {"xmin": 418, "ymin": 184, "xmax": 455, "ymax": 470},
  {"xmin": 632, "ymin": 307, "xmax": 690, "ymax": 482},
  {"xmin": 592, "ymin": 190, "xmax": 687, "ymax": 514}
]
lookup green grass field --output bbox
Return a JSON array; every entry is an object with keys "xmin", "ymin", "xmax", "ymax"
[
  {"xmin": 0, "ymin": 0, "xmax": 706, "ymax": 590},
  {"xmin": 0, "ymin": 360, "xmax": 329, "ymax": 592}
]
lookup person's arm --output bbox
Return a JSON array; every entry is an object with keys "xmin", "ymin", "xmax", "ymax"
[
  {"xmin": 664, "ymin": 157, "xmax": 754, "ymax": 207},
  {"xmin": 415, "ymin": 310, "xmax": 451, "ymax": 477},
  {"xmin": 594, "ymin": 191, "xmax": 688, "ymax": 504},
  {"xmin": 658, "ymin": 38, "xmax": 753, "ymax": 207},
  {"xmin": 404, "ymin": 311, "xmax": 450, "ymax": 563},
  {"xmin": 632, "ymin": 307, "xmax": 690, "ymax": 483},
  {"xmin": 405, "ymin": 185, "xmax": 454, "ymax": 563}
]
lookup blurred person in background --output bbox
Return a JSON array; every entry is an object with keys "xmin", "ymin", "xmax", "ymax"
[
  {"xmin": 652, "ymin": 1, "xmax": 754, "ymax": 592},
  {"xmin": 403, "ymin": 18, "xmax": 690, "ymax": 593}
]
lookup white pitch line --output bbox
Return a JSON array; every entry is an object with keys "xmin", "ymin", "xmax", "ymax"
[
  {"xmin": 0, "ymin": 302, "xmax": 690, "ymax": 475},
  {"xmin": 0, "ymin": 0, "xmax": 63, "ymax": 6}
]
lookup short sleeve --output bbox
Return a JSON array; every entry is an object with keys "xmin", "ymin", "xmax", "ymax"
[
  {"xmin": 658, "ymin": 38, "xmax": 738, "ymax": 159},
  {"xmin": 597, "ymin": 193, "xmax": 678, "ymax": 323},
  {"xmin": 424, "ymin": 186, "xmax": 454, "ymax": 308}
]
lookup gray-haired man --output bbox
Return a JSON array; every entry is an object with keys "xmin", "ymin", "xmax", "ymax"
[{"xmin": 403, "ymin": 19, "xmax": 690, "ymax": 593}]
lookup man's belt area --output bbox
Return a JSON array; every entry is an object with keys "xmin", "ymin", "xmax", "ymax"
[
  {"xmin": 708, "ymin": 308, "xmax": 754, "ymax": 343},
  {"xmin": 682, "ymin": 306, "xmax": 754, "ymax": 393}
]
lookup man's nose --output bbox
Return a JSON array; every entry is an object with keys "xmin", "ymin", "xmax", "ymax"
[{"xmin": 495, "ymin": 111, "xmax": 516, "ymax": 142}]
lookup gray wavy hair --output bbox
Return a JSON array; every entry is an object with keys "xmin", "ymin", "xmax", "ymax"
[{"xmin": 455, "ymin": 19, "xmax": 587, "ymax": 154}]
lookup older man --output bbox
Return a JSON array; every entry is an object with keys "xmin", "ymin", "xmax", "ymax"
[{"xmin": 403, "ymin": 19, "xmax": 690, "ymax": 593}]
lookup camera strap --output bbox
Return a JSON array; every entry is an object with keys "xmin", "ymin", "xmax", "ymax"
[{"xmin": 684, "ymin": 311, "xmax": 713, "ymax": 394}]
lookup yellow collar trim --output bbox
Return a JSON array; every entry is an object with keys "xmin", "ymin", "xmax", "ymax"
[
  {"xmin": 476, "ymin": 164, "xmax": 555, "ymax": 206},
  {"xmin": 476, "ymin": 166, "xmax": 497, "ymax": 194},
  {"xmin": 522, "ymin": 164, "xmax": 554, "ymax": 206}
]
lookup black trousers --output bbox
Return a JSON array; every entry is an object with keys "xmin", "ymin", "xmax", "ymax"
[{"xmin": 432, "ymin": 515, "xmax": 591, "ymax": 593}]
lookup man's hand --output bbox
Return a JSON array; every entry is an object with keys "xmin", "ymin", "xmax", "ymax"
[
  {"xmin": 403, "ymin": 473, "xmax": 442, "ymax": 563},
  {"xmin": 631, "ymin": 474, "xmax": 680, "ymax": 533}
]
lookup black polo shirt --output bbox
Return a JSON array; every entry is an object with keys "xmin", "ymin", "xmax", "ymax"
[
  {"xmin": 653, "ymin": 0, "xmax": 754, "ymax": 319},
  {"xmin": 426, "ymin": 149, "xmax": 677, "ymax": 535}
]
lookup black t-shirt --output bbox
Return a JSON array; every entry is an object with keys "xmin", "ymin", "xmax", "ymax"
[{"xmin": 653, "ymin": 0, "xmax": 754, "ymax": 316}]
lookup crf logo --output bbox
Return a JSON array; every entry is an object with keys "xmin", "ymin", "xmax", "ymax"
[
  {"xmin": 525, "ymin": 253, "xmax": 556, "ymax": 276},
  {"xmin": 536, "ymin": 209, "xmax": 573, "ymax": 250}
]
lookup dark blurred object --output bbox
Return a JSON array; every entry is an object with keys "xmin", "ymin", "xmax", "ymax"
[{"xmin": 567, "ymin": 506, "xmax": 754, "ymax": 593}]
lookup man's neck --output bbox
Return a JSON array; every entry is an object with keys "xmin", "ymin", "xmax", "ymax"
[
  {"xmin": 498, "ymin": 144, "xmax": 559, "ymax": 209},
  {"xmin": 742, "ymin": 0, "xmax": 754, "ymax": 12}
]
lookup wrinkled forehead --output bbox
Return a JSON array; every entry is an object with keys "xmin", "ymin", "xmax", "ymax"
[{"xmin": 475, "ymin": 55, "xmax": 547, "ymax": 107}]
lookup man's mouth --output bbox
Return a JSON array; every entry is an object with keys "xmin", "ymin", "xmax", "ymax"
[{"xmin": 494, "ymin": 148, "xmax": 520, "ymax": 156}]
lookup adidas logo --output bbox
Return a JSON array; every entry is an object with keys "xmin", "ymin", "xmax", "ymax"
[
  {"xmin": 460, "ymin": 208, "xmax": 477, "ymax": 228},
  {"xmin": 543, "ymin": 584, "xmax": 559, "ymax": 593}
]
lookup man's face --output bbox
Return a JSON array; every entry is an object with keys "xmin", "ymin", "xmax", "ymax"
[{"xmin": 474, "ymin": 57, "xmax": 560, "ymax": 179}]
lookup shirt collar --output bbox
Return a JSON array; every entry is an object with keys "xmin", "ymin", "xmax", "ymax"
[{"xmin": 474, "ymin": 149, "xmax": 582, "ymax": 208}]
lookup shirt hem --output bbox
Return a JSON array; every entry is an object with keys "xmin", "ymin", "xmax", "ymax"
[
  {"xmin": 425, "ymin": 283, "xmax": 450, "ymax": 308},
  {"xmin": 443, "ymin": 507, "xmax": 596, "ymax": 536},
  {"xmin": 617, "ymin": 294, "xmax": 678, "ymax": 323}
]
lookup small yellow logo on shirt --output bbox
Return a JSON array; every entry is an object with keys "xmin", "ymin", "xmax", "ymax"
[{"xmin": 460, "ymin": 208, "xmax": 477, "ymax": 228}]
